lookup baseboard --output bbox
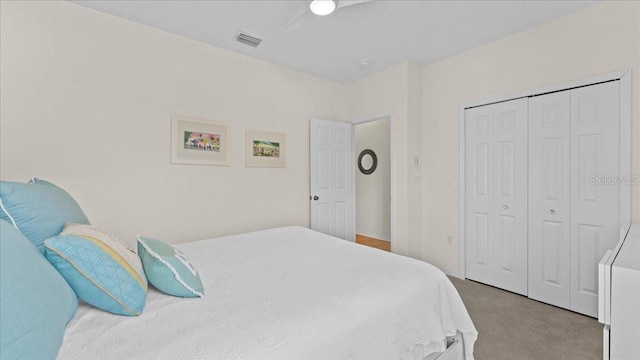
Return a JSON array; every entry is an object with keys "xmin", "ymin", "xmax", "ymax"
[{"xmin": 442, "ymin": 268, "xmax": 463, "ymax": 279}]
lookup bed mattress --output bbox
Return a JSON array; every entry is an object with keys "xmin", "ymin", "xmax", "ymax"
[{"xmin": 58, "ymin": 226, "xmax": 477, "ymax": 359}]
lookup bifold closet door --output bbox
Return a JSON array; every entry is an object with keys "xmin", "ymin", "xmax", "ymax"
[
  {"xmin": 528, "ymin": 81, "xmax": 620, "ymax": 317},
  {"xmin": 528, "ymin": 91, "xmax": 571, "ymax": 309},
  {"xmin": 570, "ymin": 81, "xmax": 620, "ymax": 317},
  {"xmin": 465, "ymin": 98, "xmax": 528, "ymax": 296}
]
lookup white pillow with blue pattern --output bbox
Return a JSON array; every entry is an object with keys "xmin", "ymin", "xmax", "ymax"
[
  {"xmin": 137, "ymin": 236, "xmax": 204, "ymax": 298},
  {"xmin": 45, "ymin": 224, "xmax": 148, "ymax": 316}
]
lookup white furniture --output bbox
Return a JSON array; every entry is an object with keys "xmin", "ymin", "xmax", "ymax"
[
  {"xmin": 599, "ymin": 224, "xmax": 640, "ymax": 360},
  {"xmin": 462, "ymin": 71, "xmax": 631, "ymax": 317},
  {"xmin": 58, "ymin": 227, "xmax": 478, "ymax": 360}
]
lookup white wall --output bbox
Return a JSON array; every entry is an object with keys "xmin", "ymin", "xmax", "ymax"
[
  {"xmin": 0, "ymin": 1, "xmax": 423, "ymax": 256},
  {"xmin": 421, "ymin": 1, "xmax": 640, "ymax": 275},
  {"xmin": 0, "ymin": 1, "xmax": 351, "ymax": 247},
  {"xmin": 348, "ymin": 61, "xmax": 423, "ymax": 258},
  {"xmin": 2, "ymin": 1, "xmax": 636, "ymax": 273},
  {"xmin": 355, "ymin": 118, "xmax": 390, "ymax": 241}
]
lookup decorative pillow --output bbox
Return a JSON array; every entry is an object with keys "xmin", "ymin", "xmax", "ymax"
[
  {"xmin": 0, "ymin": 178, "xmax": 90, "ymax": 253},
  {"xmin": 44, "ymin": 224, "xmax": 147, "ymax": 316},
  {"xmin": 137, "ymin": 236, "xmax": 204, "ymax": 298},
  {"xmin": 0, "ymin": 220, "xmax": 78, "ymax": 360}
]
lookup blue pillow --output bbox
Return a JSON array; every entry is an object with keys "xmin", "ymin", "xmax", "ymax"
[
  {"xmin": 137, "ymin": 236, "xmax": 204, "ymax": 298},
  {"xmin": 0, "ymin": 178, "xmax": 89, "ymax": 253},
  {"xmin": 45, "ymin": 224, "xmax": 148, "ymax": 316},
  {"xmin": 0, "ymin": 220, "xmax": 78, "ymax": 360}
]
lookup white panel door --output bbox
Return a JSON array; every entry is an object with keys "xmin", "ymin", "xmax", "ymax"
[
  {"xmin": 528, "ymin": 91, "xmax": 571, "ymax": 308},
  {"xmin": 465, "ymin": 98, "xmax": 528, "ymax": 295},
  {"xmin": 465, "ymin": 105, "xmax": 493, "ymax": 284},
  {"xmin": 570, "ymin": 81, "xmax": 620, "ymax": 317},
  {"xmin": 490, "ymin": 99, "xmax": 528, "ymax": 295},
  {"xmin": 310, "ymin": 118, "xmax": 354, "ymax": 241}
]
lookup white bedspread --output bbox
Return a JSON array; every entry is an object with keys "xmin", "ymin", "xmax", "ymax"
[{"xmin": 58, "ymin": 226, "xmax": 477, "ymax": 360}]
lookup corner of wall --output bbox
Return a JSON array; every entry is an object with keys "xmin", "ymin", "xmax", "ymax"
[{"xmin": 346, "ymin": 60, "xmax": 424, "ymax": 258}]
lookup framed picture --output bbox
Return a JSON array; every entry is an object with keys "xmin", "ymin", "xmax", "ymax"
[
  {"xmin": 171, "ymin": 114, "xmax": 229, "ymax": 166},
  {"xmin": 245, "ymin": 129, "xmax": 286, "ymax": 168}
]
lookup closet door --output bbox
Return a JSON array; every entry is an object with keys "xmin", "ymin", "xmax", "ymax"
[
  {"xmin": 465, "ymin": 105, "xmax": 493, "ymax": 285},
  {"xmin": 570, "ymin": 81, "xmax": 620, "ymax": 317},
  {"xmin": 465, "ymin": 98, "xmax": 528, "ymax": 295},
  {"xmin": 528, "ymin": 91, "xmax": 571, "ymax": 308},
  {"xmin": 491, "ymin": 99, "xmax": 528, "ymax": 295}
]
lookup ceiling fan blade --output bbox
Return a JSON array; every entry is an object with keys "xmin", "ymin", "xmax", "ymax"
[
  {"xmin": 277, "ymin": 0, "xmax": 375, "ymax": 35},
  {"xmin": 276, "ymin": 6, "xmax": 310, "ymax": 35},
  {"xmin": 336, "ymin": 0, "xmax": 375, "ymax": 10}
]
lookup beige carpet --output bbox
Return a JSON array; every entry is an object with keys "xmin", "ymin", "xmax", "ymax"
[{"xmin": 449, "ymin": 277, "xmax": 602, "ymax": 360}]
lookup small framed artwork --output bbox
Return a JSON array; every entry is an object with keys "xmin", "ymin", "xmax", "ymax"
[
  {"xmin": 171, "ymin": 114, "xmax": 229, "ymax": 166},
  {"xmin": 245, "ymin": 129, "xmax": 286, "ymax": 168}
]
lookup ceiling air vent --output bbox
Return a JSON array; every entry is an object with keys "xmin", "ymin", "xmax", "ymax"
[{"xmin": 235, "ymin": 32, "xmax": 262, "ymax": 48}]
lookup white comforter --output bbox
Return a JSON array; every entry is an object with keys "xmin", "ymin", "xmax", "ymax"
[{"xmin": 58, "ymin": 226, "xmax": 477, "ymax": 360}]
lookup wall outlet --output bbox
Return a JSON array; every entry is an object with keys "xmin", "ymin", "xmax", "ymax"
[{"xmin": 447, "ymin": 236, "xmax": 453, "ymax": 246}]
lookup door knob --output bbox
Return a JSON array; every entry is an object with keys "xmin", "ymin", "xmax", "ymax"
[
  {"xmin": 503, "ymin": 205, "xmax": 509, "ymax": 210},
  {"xmin": 312, "ymin": 195, "xmax": 319, "ymax": 201},
  {"xmin": 549, "ymin": 209, "xmax": 556, "ymax": 214}
]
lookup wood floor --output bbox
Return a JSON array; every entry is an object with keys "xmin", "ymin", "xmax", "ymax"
[{"xmin": 355, "ymin": 234, "xmax": 390, "ymax": 252}]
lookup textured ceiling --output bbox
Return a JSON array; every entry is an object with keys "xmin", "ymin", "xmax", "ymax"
[{"xmin": 72, "ymin": 0, "xmax": 598, "ymax": 83}]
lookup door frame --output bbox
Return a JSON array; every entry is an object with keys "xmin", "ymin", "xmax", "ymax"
[
  {"xmin": 458, "ymin": 69, "xmax": 632, "ymax": 279},
  {"xmin": 351, "ymin": 112, "xmax": 395, "ymax": 249}
]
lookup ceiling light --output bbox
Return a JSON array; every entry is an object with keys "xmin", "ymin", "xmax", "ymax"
[
  {"xmin": 359, "ymin": 59, "xmax": 371, "ymax": 69},
  {"xmin": 310, "ymin": 0, "xmax": 337, "ymax": 16}
]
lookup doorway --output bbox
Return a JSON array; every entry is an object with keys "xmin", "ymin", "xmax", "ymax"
[{"xmin": 354, "ymin": 116, "xmax": 391, "ymax": 251}]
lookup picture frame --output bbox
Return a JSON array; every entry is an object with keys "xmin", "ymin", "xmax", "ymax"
[
  {"xmin": 245, "ymin": 129, "xmax": 286, "ymax": 168},
  {"xmin": 171, "ymin": 114, "xmax": 229, "ymax": 166}
]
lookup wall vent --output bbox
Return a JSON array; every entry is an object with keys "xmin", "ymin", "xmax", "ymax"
[{"xmin": 235, "ymin": 32, "xmax": 262, "ymax": 48}]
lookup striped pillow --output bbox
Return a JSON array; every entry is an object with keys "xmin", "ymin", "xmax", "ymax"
[{"xmin": 44, "ymin": 224, "xmax": 147, "ymax": 316}]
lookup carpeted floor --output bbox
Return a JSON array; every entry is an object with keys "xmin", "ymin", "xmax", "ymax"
[{"xmin": 449, "ymin": 277, "xmax": 602, "ymax": 360}]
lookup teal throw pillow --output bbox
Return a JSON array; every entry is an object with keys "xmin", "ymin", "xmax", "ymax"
[
  {"xmin": 0, "ymin": 220, "xmax": 78, "ymax": 360},
  {"xmin": 0, "ymin": 178, "xmax": 89, "ymax": 253},
  {"xmin": 45, "ymin": 224, "xmax": 147, "ymax": 316},
  {"xmin": 137, "ymin": 236, "xmax": 204, "ymax": 298}
]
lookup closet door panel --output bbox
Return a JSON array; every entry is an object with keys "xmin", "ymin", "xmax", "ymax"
[
  {"xmin": 492, "ymin": 99, "xmax": 528, "ymax": 295},
  {"xmin": 528, "ymin": 91, "xmax": 571, "ymax": 308},
  {"xmin": 570, "ymin": 81, "xmax": 620, "ymax": 317},
  {"xmin": 465, "ymin": 98, "xmax": 527, "ymax": 295},
  {"xmin": 465, "ymin": 106, "xmax": 494, "ymax": 284}
]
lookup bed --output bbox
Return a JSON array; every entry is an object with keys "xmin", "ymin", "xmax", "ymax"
[
  {"xmin": 1, "ymin": 179, "xmax": 476, "ymax": 360},
  {"xmin": 57, "ymin": 226, "xmax": 477, "ymax": 360}
]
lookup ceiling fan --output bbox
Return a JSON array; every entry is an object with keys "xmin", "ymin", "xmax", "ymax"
[
  {"xmin": 309, "ymin": 0, "xmax": 374, "ymax": 16},
  {"xmin": 277, "ymin": 0, "xmax": 375, "ymax": 34}
]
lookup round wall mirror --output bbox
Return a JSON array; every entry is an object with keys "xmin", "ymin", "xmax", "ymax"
[{"xmin": 358, "ymin": 149, "xmax": 378, "ymax": 175}]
